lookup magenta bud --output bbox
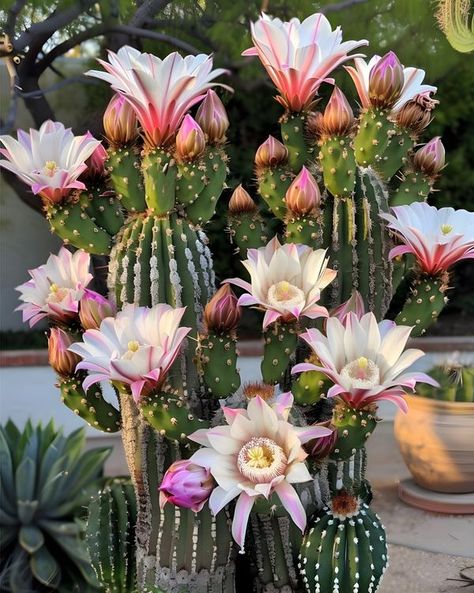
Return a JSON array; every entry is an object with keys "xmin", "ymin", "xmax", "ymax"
[
  {"xmin": 330, "ymin": 290, "xmax": 366, "ymax": 325},
  {"xmin": 369, "ymin": 51, "xmax": 404, "ymax": 108},
  {"xmin": 48, "ymin": 327, "xmax": 81, "ymax": 377},
  {"xmin": 195, "ymin": 89, "xmax": 229, "ymax": 144},
  {"xmin": 84, "ymin": 139, "xmax": 108, "ymax": 178},
  {"xmin": 285, "ymin": 166, "xmax": 320, "ymax": 215},
  {"xmin": 321, "ymin": 87, "xmax": 354, "ymax": 136},
  {"xmin": 255, "ymin": 135, "xmax": 288, "ymax": 170},
  {"xmin": 175, "ymin": 114, "xmax": 206, "ymax": 161},
  {"xmin": 305, "ymin": 421, "xmax": 337, "ymax": 460},
  {"xmin": 204, "ymin": 284, "xmax": 241, "ymax": 333},
  {"xmin": 413, "ymin": 137, "xmax": 445, "ymax": 177},
  {"xmin": 159, "ymin": 460, "xmax": 214, "ymax": 512},
  {"xmin": 103, "ymin": 94, "xmax": 138, "ymax": 146},
  {"xmin": 79, "ymin": 289, "xmax": 116, "ymax": 330}
]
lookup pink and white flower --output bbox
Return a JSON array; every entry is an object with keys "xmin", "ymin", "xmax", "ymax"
[
  {"xmin": 242, "ymin": 13, "xmax": 367, "ymax": 112},
  {"xmin": 69, "ymin": 304, "xmax": 191, "ymax": 402},
  {"xmin": 188, "ymin": 395, "xmax": 332, "ymax": 551},
  {"xmin": 226, "ymin": 237, "xmax": 336, "ymax": 329},
  {"xmin": 293, "ymin": 312, "xmax": 437, "ymax": 412},
  {"xmin": 345, "ymin": 55, "xmax": 437, "ymax": 112},
  {"xmin": 329, "ymin": 290, "xmax": 365, "ymax": 324},
  {"xmin": 159, "ymin": 460, "xmax": 214, "ymax": 513},
  {"xmin": 0, "ymin": 121, "xmax": 101, "ymax": 204},
  {"xmin": 87, "ymin": 46, "xmax": 229, "ymax": 147},
  {"xmin": 16, "ymin": 247, "xmax": 92, "ymax": 327},
  {"xmin": 381, "ymin": 202, "xmax": 474, "ymax": 275}
]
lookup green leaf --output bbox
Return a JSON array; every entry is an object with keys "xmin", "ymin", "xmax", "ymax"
[
  {"xmin": 30, "ymin": 546, "xmax": 61, "ymax": 587},
  {"xmin": 38, "ymin": 419, "xmax": 57, "ymax": 459},
  {"xmin": 0, "ymin": 429, "xmax": 16, "ymax": 515},
  {"xmin": 39, "ymin": 519, "xmax": 81, "ymax": 537},
  {"xmin": 17, "ymin": 500, "xmax": 39, "ymax": 525},
  {"xmin": 0, "ymin": 524, "xmax": 18, "ymax": 550},
  {"xmin": 64, "ymin": 427, "xmax": 86, "ymax": 463},
  {"xmin": 15, "ymin": 456, "xmax": 36, "ymax": 502},
  {"xmin": 9, "ymin": 547, "xmax": 33, "ymax": 593},
  {"xmin": 53, "ymin": 535, "xmax": 100, "ymax": 587},
  {"xmin": 0, "ymin": 506, "xmax": 19, "ymax": 525},
  {"xmin": 19, "ymin": 525, "xmax": 44, "ymax": 553}
]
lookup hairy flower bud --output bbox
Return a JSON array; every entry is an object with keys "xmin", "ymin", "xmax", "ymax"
[
  {"xmin": 413, "ymin": 136, "xmax": 445, "ymax": 177},
  {"xmin": 228, "ymin": 184, "xmax": 257, "ymax": 214},
  {"xmin": 395, "ymin": 92, "xmax": 437, "ymax": 135},
  {"xmin": 321, "ymin": 87, "xmax": 354, "ymax": 136},
  {"xmin": 103, "ymin": 94, "xmax": 138, "ymax": 146},
  {"xmin": 175, "ymin": 114, "xmax": 206, "ymax": 161},
  {"xmin": 159, "ymin": 460, "xmax": 214, "ymax": 513},
  {"xmin": 255, "ymin": 135, "xmax": 288, "ymax": 170},
  {"xmin": 79, "ymin": 289, "xmax": 116, "ymax": 330},
  {"xmin": 204, "ymin": 284, "xmax": 241, "ymax": 333},
  {"xmin": 368, "ymin": 51, "xmax": 404, "ymax": 108},
  {"xmin": 305, "ymin": 420, "xmax": 337, "ymax": 460},
  {"xmin": 84, "ymin": 137, "xmax": 108, "ymax": 178},
  {"xmin": 195, "ymin": 89, "xmax": 229, "ymax": 144},
  {"xmin": 306, "ymin": 111, "xmax": 325, "ymax": 139},
  {"xmin": 48, "ymin": 327, "xmax": 81, "ymax": 377},
  {"xmin": 285, "ymin": 166, "xmax": 320, "ymax": 215}
]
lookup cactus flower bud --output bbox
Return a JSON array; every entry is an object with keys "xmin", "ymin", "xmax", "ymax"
[
  {"xmin": 285, "ymin": 166, "xmax": 320, "ymax": 215},
  {"xmin": 48, "ymin": 327, "xmax": 81, "ymax": 377},
  {"xmin": 368, "ymin": 51, "xmax": 404, "ymax": 108},
  {"xmin": 84, "ymin": 138, "xmax": 108, "ymax": 178},
  {"xmin": 103, "ymin": 94, "xmax": 138, "ymax": 146},
  {"xmin": 330, "ymin": 290, "xmax": 365, "ymax": 325},
  {"xmin": 228, "ymin": 184, "xmax": 257, "ymax": 214},
  {"xmin": 79, "ymin": 289, "xmax": 116, "ymax": 330},
  {"xmin": 195, "ymin": 89, "xmax": 229, "ymax": 144},
  {"xmin": 175, "ymin": 114, "xmax": 206, "ymax": 161},
  {"xmin": 255, "ymin": 135, "xmax": 288, "ymax": 170},
  {"xmin": 413, "ymin": 137, "xmax": 445, "ymax": 177},
  {"xmin": 305, "ymin": 420, "xmax": 337, "ymax": 460},
  {"xmin": 321, "ymin": 87, "xmax": 354, "ymax": 136},
  {"xmin": 204, "ymin": 284, "xmax": 241, "ymax": 333},
  {"xmin": 306, "ymin": 111, "xmax": 325, "ymax": 139},
  {"xmin": 159, "ymin": 460, "xmax": 214, "ymax": 512}
]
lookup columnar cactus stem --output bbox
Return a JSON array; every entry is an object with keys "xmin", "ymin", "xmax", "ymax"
[
  {"xmin": 261, "ymin": 322, "xmax": 298, "ymax": 384},
  {"xmin": 353, "ymin": 108, "xmax": 395, "ymax": 167},
  {"xmin": 280, "ymin": 113, "xmax": 311, "ymax": 170},
  {"xmin": 107, "ymin": 147, "xmax": 146, "ymax": 212}
]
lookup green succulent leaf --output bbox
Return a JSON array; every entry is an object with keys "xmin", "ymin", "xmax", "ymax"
[
  {"xmin": 0, "ymin": 429, "xmax": 16, "ymax": 513},
  {"xmin": 0, "ymin": 525, "xmax": 17, "ymax": 549},
  {"xmin": 17, "ymin": 500, "xmax": 39, "ymax": 525},
  {"xmin": 15, "ymin": 456, "xmax": 36, "ymax": 503},
  {"xmin": 19, "ymin": 525, "xmax": 44, "ymax": 553},
  {"xmin": 9, "ymin": 548, "xmax": 33, "ymax": 593},
  {"xmin": 30, "ymin": 546, "xmax": 61, "ymax": 587}
]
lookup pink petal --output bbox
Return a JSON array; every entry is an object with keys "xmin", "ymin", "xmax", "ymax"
[
  {"xmin": 262, "ymin": 308, "xmax": 282, "ymax": 329},
  {"xmin": 231, "ymin": 492, "xmax": 255, "ymax": 552},
  {"xmin": 274, "ymin": 481, "xmax": 306, "ymax": 533}
]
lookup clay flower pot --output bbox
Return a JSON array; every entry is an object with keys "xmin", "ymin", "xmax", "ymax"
[{"xmin": 394, "ymin": 395, "xmax": 474, "ymax": 493}]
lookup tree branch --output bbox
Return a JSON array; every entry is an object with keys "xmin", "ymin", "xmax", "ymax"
[
  {"xmin": 5, "ymin": 0, "xmax": 27, "ymax": 37},
  {"xmin": 129, "ymin": 0, "xmax": 173, "ymax": 28},
  {"xmin": 320, "ymin": 0, "xmax": 368, "ymax": 14},
  {"xmin": 109, "ymin": 24, "xmax": 201, "ymax": 54}
]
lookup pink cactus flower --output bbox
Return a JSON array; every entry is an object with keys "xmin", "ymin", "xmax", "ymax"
[
  {"xmin": 103, "ymin": 93, "xmax": 138, "ymax": 146},
  {"xmin": 0, "ymin": 121, "xmax": 100, "ymax": 204},
  {"xmin": 367, "ymin": 51, "xmax": 404, "ymax": 108},
  {"xmin": 242, "ymin": 13, "xmax": 368, "ymax": 112},
  {"xmin": 293, "ymin": 312, "xmax": 438, "ymax": 412},
  {"xmin": 69, "ymin": 304, "xmax": 191, "ymax": 402},
  {"xmin": 195, "ymin": 89, "xmax": 229, "ymax": 144},
  {"xmin": 175, "ymin": 114, "xmax": 206, "ymax": 161},
  {"xmin": 79, "ymin": 289, "xmax": 116, "ymax": 331},
  {"xmin": 87, "ymin": 46, "xmax": 230, "ymax": 147},
  {"xmin": 159, "ymin": 460, "xmax": 214, "ymax": 512},
  {"xmin": 16, "ymin": 247, "xmax": 92, "ymax": 327},
  {"xmin": 285, "ymin": 166, "xmax": 321, "ymax": 215},
  {"xmin": 330, "ymin": 290, "xmax": 366, "ymax": 324},
  {"xmin": 84, "ymin": 137, "xmax": 108, "ymax": 178},
  {"xmin": 381, "ymin": 202, "xmax": 474, "ymax": 275},
  {"xmin": 345, "ymin": 54, "xmax": 437, "ymax": 112},
  {"xmin": 226, "ymin": 236, "xmax": 336, "ymax": 329},
  {"xmin": 48, "ymin": 327, "xmax": 81, "ymax": 377},
  {"xmin": 412, "ymin": 137, "xmax": 445, "ymax": 177},
  {"xmin": 305, "ymin": 421, "xmax": 337, "ymax": 460},
  {"xmin": 188, "ymin": 394, "xmax": 332, "ymax": 551}
]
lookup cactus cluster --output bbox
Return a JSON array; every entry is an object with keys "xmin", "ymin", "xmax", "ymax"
[{"xmin": 416, "ymin": 364, "xmax": 474, "ymax": 402}]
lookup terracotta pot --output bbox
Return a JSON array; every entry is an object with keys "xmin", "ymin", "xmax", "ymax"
[{"xmin": 394, "ymin": 395, "xmax": 474, "ymax": 494}]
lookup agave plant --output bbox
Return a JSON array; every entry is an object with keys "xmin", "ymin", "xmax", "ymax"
[{"xmin": 0, "ymin": 419, "xmax": 110, "ymax": 593}]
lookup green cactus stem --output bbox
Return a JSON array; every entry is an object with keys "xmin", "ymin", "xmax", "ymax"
[
  {"xmin": 331, "ymin": 402, "xmax": 378, "ymax": 461},
  {"xmin": 391, "ymin": 170, "xmax": 432, "ymax": 206},
  {"xmin": 299, "ymin": 498, "xmax": 388, "ymax": 593},
  {"xmin": 228, "ymin": 209, "xmax": 268, "ymax": 254},
  {"xmin": 59, "ymin": 375, "xmax": 121, "ymax": 433},
  {"xmin": 376, "ymin": 127, "xmax": 413, "ymax": 181},
  {"xmin": 142, "ymin": 149, "xmax": 177, "ymax": 214},
  {"xmin": 107, "ymin": 146, "xmax": 146, "ymax": 212},
  {"xmin": 319, "ymin": 136, "xmax": 357, "ymax": 198},
  {"xmin": 257, "ymin": 165, "xmax": 293, "ymax": 219},
  {"xmin": 292, "ymin": 369, "xmax": 332, "ymax": 406},
  {"xmin": 175, "ymin": 161, "xmax": 206, "ymax": 206},
  {"xmin": 395, "ymin": 274, "xmax": 448, "ymax": 337},
  {"xmin": 261, "ymin": 321, "xmax": 298, "ymax": 384},
  {"xmin": 353, "ymin": 108, "xmax": 396, "ymax": 167},
  {"xmin": 281, "ymin": 113, "xmax": 311, "ymax": 170},
  {"xmin": 199, "ymin": 331, "xmax": 241, "ymax": 398},
  {"xmin": 417, "ymin": 366, "xmax": 474, "ymax": 402},
  {"xmin": 84, "ymin": 187, "xmax": 124, "ymax": 236},
  {"xmin": 285, "ymin": 210, "xmax": 323, "ymax": 246},
  {"xmin": 326, "ymin": 448, "xmax": 369, "ymax": 498}
]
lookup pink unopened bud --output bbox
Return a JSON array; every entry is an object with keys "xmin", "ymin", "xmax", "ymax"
[
  {"xmin": 204, "ymin": 284, "xmax": 241, "ymax": 333},
  {"xmin": 176, "ymin": 115, "xmax": 206, "ymax": 161},
  {"xmin": 79, "ymin": 289, "xmax": 116, "ymax": 330},
  {"xmin": 195, "ymin": 89, "xmax": 229, "ymax": 144},
  {"xmin": 396, "ymin": 92, "xmax": 437, "ymax": 135},
  {"xmin": 228, "ymin": 185, "xmax": 257, "ymax": 214},
  {"xmin": 255, "ymin": 135, "xmax": 288, "ymax": 171},
  {"xmin": 48, "ymin": 327, "xmax": 81, "ymax": 376},
  {"xmin": 159, "ymin": 460, "xmax": 214, "ymax": 512},
  {"xmin": 330, "ymin": 290, "xmax": 366, "ymax": 325},
  {"xmin": 103, "ymin": 94, "xmax": 138, "ymax": 146},
  {"xmin": 285, "ymin": 166, "xmax": 320, "ymax": 215},
  {"xmin": 305, "ymin": 421, "xmax": 337, "ymax": 460},
  {"xmin": 84, "ymin": 138, "xmax": 108, "ymax": 178},
  {"xmin": 321, "ymin": 87, "xmax": 354, "ymax": 136},
  {"xmin": 369, "ymin": 51, "xmax": 404, "ymax": 109},
  {"xmin": 413, "ymin": 137, "xmax": 445, "ymax": 177}
]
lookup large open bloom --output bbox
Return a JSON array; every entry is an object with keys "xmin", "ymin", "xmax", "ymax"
[
  {"xmin": 381, "ymin": 203, "xmax": 474, "ymax": 275},
  {"xmin": 242, "ymin": 13, "xmax": 367, "ymax": 111},
  {"xmin": 226, "ymin": 237, "xmax": 336, "ymax": 329},
  {"xmin": 16, "ymin": 247, "xmax": 92, "ymax": 327},
  {"xmin": 69, "ymin": 304, "xmax": 190, "ymax": 402},
  {"xmin": 188, "ymin": 395, "xmax": 332, "ymax": 551},
  {"xmin": 87, "ymin": 46, "xmax": 229, "ymax": 147},
  {"xmin": 345, "ymin": 55, "xmax": 437, "ymax": 112},
  {"xmin": 0, "ymin": 121, "xmax": 100, "ymax": 204},
  {"xmin": 293, "ymin": 312, "xmax": 437, "ymax": 411}
]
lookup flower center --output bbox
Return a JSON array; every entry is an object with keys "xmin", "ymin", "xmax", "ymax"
[
  {"xmin": 340, "ymin": 356, "xmax": 380, "ymax": 389},
  {"xmin": 440, "ymin": 224, "xmax": 453, "ymax": 235},
  {"xmin": 237, "ymin": 437, "xmax": 287, "ymax": 484},
  {"xmin": 127, "ymin": 340, "xmax": 140, "ymax": 353},
  {"xmin": 46, "ymin": 283, "xmax": 68, "ymax": 303},
  {"xmin": 267, "ymin": 281, "xmax": 305, "ymax": 311},
  {"xmin": 43, "ymin": 160, "xmax": 59, "ymax": 177}
]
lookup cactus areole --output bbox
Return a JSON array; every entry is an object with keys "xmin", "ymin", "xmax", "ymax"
[{"xmin": 3, "ymin": 9, "xmax": 473, "ymax": 593}]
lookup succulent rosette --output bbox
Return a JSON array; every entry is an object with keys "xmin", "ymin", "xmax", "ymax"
[
  {"xmin": 0, "ymin": 120, "xmax": 101, "ymax": 204},
  {"xmin": 381, "ymin": 202, "xmax": 474, "ymax": 275},
  {"xmin": 188, "ymin": 394, "xmax": 332, "ymax": 551},
  {"xmin": 87, "ymin": 46, "xmax": 229, "ymax": 147},
  {"xmin": 226, "ymin": 236, "xmax": 336, "ymax": 328},
  {"xmin": 16, "ymin": 247, "xmax": 92, "ymax": 327},
  {"xmin": 293, "ymin": 312, "xmax": 437, "ymax": 411},
  {"xmin": 69, "ymin": 303, "xmax": 191, "ymax": 401},
  {"xmin": 242, "ymin": 13, "xmax": 368, "ymax": 111}
]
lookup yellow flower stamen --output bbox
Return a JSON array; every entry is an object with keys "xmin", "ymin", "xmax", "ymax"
[
  {"xmin": 43, "ymin": 160, "xmax": 58, "ymax": 177},
  {"xmin": 127, "ymin": 340, "xmax": 140, "ymax": 353},
  {"xmin": 441, "ymin": 224, "xmax": 453, "ymax": 235}
]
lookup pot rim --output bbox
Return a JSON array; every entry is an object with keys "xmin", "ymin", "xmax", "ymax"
[{"xmin": 405, "ymin": 394, "xmax": 474, "ymax": 415}]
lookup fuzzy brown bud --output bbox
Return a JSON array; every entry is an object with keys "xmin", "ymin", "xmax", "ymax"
[
  {"xmin": 285, "ymin": 166, "xmax": 320, "ymax": 215},
  {"xmin": 369, "ymin": 51, "xmax": 404, "ymax": 109},
  {"xmin": 396, "ymin": 92, "xmax": 438, "ymax": 135},
  {"xmin": 255, "ymin": 135, "xmax": 288, "ymax": 170},
  {"xmin": 228, "ymin": 184, "xmax": 257, "ymax": 214},
  {"xmin": 321, "ymin": 87, "xmax": 354, "ymax": 136},
  {"xmin": 195, "ymin": 89, "xmax": 229, "ymax": 144},
  {"xmin": 103, "ymin": 94, "xmax": 138, "ymax": 146},
  {"xmin": 204, "ymin": 284, "xmax": 241, "ymax": 333}
]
